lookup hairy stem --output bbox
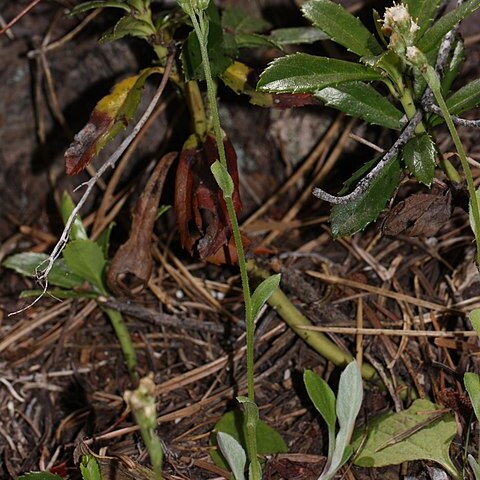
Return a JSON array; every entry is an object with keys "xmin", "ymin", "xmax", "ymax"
[{"xmin": 188, "ymin": 9, "xmax": 260, "ymax": 479}]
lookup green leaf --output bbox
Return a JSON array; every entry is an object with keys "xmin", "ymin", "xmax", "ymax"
[
  {"xmin": 61, "ymin": 192, "xmax": 88, "ymax": 241},
  {"xmin": 469, "ymin": 188, "xmax": 480, "ymax": 238},
  {"xmin": 353, "ymin": 399, "xmax": 459, "ymax": 478},
  {"xmin": 269, "ymin": 27, "xmax": 329, "ymax": 45},
  {"xmin": 417, "ymin": 0, "xmax": 480, "ymax": 53},
  {"xmin": 441, "ymin": 38, "xmax": 465, "ymax": 96},
  {"xmin": 304, "ymin": 370, "xmax": 336, "ymax": 459},
  {"xmin": 63, "ymin": 240, "xmax": 106, "ymax": 290},
  {"xmin": 17, "ymin": 473, "xmax": 63, "ymax": 480},
  {"xmin": 181, "ymin": 2, "xmax": 237, "ymax": 80},
  {"xmin": 468, "ymin": 454, "xmax": 480, "ymax": 480},
  {"xmin": 404, "ymin": 0, "xmax": 442, "ymax": 36},
  {"xmin": 100, "ymin": 16, "xmax": 154, "ymax": 42},
  {"xmin": 402, "ymin": 133, "xmax": 436, "ymax": 186},
  {"xmin": 446, "ymin": 78, "xmax": 480, "ymax": 116},
  {"xmin": 330, "ymin": 156, "xmax": 402, "ymax": 238},
  {"xmin": 217, "ymin": 432, "xmax": 246, "ymax": 480},
  {"xmin": 251, "ymin": 274, "xmax": 281, "ymax": 320},
  {"xmin": 469, "ymin": 308, "xmax": 480, "ymax": 337},
  {"xmin": 322, "ymin": 361, "xmax": 362, "ymax": 480},
  {"xmin": 210, "ymin": 410, "xmax": 288, "ymax": 471},
  {"xmin": 222, "ymin": 7, "xmax": 270, "ymax": 34},
  {"xmin": 211, "ymin": 160, "xmax": 234, "ymax": 197},
  {"xmin": 19, "ymin": 289, "xmax": 97, "ymax": 299},
  {"xmin": 302, "ymin": 0, "xmax": 382, "ymax": 57},
  {"xmin": 80, "ymin": 454, "xmax": 102, "ymax": 480},
  {"xmin": 233, "ymin": 33, "xmax": 279, "ymax": 50},
  {"xmin": 69, "ymin": 1, "xmax": 130, "ymax": 15},
  {"xmin": 465, "ymin": 373, "xmax": 480, "ymax": 423},
  {"xmin": 315, "ymin": 81, "xmax": 404, "ymax": 130},
  {"xmin": 95, "ymin": 222, "xmax": 115, "ymax": 258},
  {"xmin": 257, "ymin": 53, "xmax": 381, "ymax": 94},
  {"xmin": 3, "ymin": 253, "xmax": 84, "ymax": 289}
]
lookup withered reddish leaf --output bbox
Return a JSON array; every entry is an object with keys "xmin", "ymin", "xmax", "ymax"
[
  {"xmin": 107, "ymin": 152, "xmax": 177, "ymax": 295},
  {"xmin": 382, "ymin": 191, "xmax": 452, "ymax": 237},
  {"xmin": 65, "ymin": 112, "xmax": 113, "ymax": 175},
  {"xmin": 175, "ymin": 132, "xmax": 245, "ymax": 264},
  {"xmin": 65, "ymin": 69, "xmax": 163, "ymax": 176}
]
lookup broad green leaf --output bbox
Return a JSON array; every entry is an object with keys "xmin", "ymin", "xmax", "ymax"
[
  {"xmin": 269, "ymin": 27, "xmax": 329, "ymax": 45},
  {"xmin": 304, "ymin": 370, "xmax": 336, "ymax": 459},
  {"xmin": 61, "ymin": 192, "xmax": 88, "ymax": 241},
  {"xmin": 3, "ymin": 253, "xmax": 84, "ymax": 289},
  {"xmin": 181, "ymin": 2, "xmax": 237, "ymax": 81},
  {"xmin": 403, "ymin": 133, "xmax": 436, "ymax": 185},
  {"xmin": 217, "ymin": 432, "xmax": 246, "ymax": 480},
  {"xmin": 404, "ymin": 0, "xmax": 442, "ymax": 36},
  {"xmin": 417, "ymin": 0, "xmax": 480, "ymax": 53},
  {"xmin": 80, "ymin": 454, "xmax": 102, "ymax": 480},
  {"xmin": 446, "ymin": 78, "xmax": 480, "ymax": 115},
  {"xmin": 210, "ymin": 410, "xmax": 288, "ymax": 470},
  {"xmin": 251, "ymin": 274, "xmax": 281, "ymax": 319},
  {"xmin": 353, "ymin": 399, "xmax": 459, "ymax": 478},
  {"xmin": 469, "ymin": 454, "xmax": 480, "ymax": 480},
  {"xmin": 315, "ymin": 81, "xmax": 404, "ymax": 130},
  {"xmin": 222, "ymin": 7, "xmax": 271, "ymax": 34},
  {"xmin": 211, "ymin": 160, "xmax": 234, "ymax": 197},
  {"xmin": 17, "ymin": 473, "xmax": 63, "ymax": 480},
  {"xmin": 469, "ymin": 308, "xmax": 480, "ymax": 337},
  {"xmin": 69, "ymin": 1, "xmax": 131, "ymax": 15},
  {"xmin": 322, "ymin": 361, "xmax": 362, "ymax": 480},
  {"xmin": 465, "ymin": 373, "xmax": 480, "ymax": 423},
  {"xmin": 63, "ymin": 240, "xmax": 106, "ymax": 290},
  {"xmin": 302, "ymin": 0, "xmax": 382, "ymax": 57},
  {"xmin": 100, "ymin": 16, "xmax": 154, "ymax": 42},
  {"xmin": 330, "ymin": 156, "xmax": 402, "ymax": 238},
  {"xmin": 257, "ymin": 53, "xmax": 381, "ymax": 94}
]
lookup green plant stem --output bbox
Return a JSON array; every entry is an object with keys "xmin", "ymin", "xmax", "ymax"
[
  {"xmin": 399, "ymin": 87, "xmax": 426, "ymax": 134},
  {"xmin": 104, "ymin": 307, "xmax": 138, "ymax": 379},
  {"xmin": 246, "ymin": 260, "xmax": 377, "ymax": 380},
  {"xmin": 140, "ymin": 427, "xmax": 163, "ymax": 480},
  {"xmin": 189, "ymin": 9, "xmax": 260, "ymax": 480},
  {"xmin": 423, "ymin": 64, "xmax": 480, "ymax": 267}
]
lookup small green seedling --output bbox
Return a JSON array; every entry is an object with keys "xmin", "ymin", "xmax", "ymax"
[
  {"xmin": 304, "ymin": 361, "xmax": 363, "ymax": 480},
  {"xmin": 3, "ymin": 192, "xmax": 137, "ymax": 377}
]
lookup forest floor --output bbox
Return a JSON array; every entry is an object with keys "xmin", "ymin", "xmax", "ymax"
[{"xmin": 2, "ymin": 1, "xmax": 480, "ymax": 479}]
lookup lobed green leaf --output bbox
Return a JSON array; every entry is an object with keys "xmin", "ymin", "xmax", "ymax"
[
  {"xmin": 302, "ymin": 0, "xmax": 382, "ymax": 57},
  {"xmin": 100, "ymin": 16, "xmax": 154, "ymax": 42},
  {"xmin": 315, "ymin": 81, "xmax": 404, "ymax": 130},
  {"xmin": 257, "ymin": 53, "xmax": 381, "ymax": 94}
]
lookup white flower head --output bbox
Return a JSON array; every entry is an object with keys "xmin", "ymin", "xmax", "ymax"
[{"xmin": 382, "ymin": 3, "xmax": 420, "ymax": 54}]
